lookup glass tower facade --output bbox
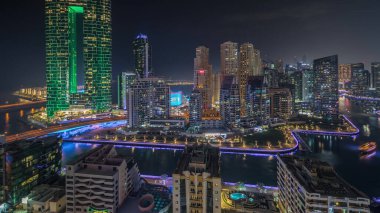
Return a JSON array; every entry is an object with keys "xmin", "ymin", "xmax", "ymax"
[
  {"xmin": 313, "ymin": 55, "xmax": 339, "ymax": 122},
  {"xmin": 132, "ymin": 34, "xmax": 152, "ymax": 79},
  {"xmin": 46, "ymin": 0, "xmax": 112, "ymax": 117}
]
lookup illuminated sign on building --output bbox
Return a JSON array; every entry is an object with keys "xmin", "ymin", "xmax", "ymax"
[{"xmin": 171, "ymin": 91, "xmax": 183, "ymax": 107}]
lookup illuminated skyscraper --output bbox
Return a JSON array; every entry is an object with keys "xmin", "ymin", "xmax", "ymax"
[
  {"xmin": 288, "ymin": 70, "xmax": 303, "ymax": 102},
  {"xmin": 211, "ymin": 72, "xmax": 221, "ymax": 107},
  {"xmin": 371, "ymin": 62, "xmax": 380, "ymax": 97},
  {"xmin": 132, "ymin": 34, "xmax": 152, "ymax": 78},
  {"xmin": 220, "ymin": 41, "xmax": 239, "ymax": 76},
  {"xmin": 238, "ymin": 43, "xmax": 255, "ymax": 116},
  {"xmin": 268, "ymin": 88, "xmax": 293, "ymax": 120},
  {"xmin": 351, "ymin": 63, "xmax": 370, "ymax": 96},
  {"xmin": 302, "ymin": 69, "xmax": 314, "ymax": 102},
  {"xmin": 246, "ymin": 76, "xmax": 270, "ymax": 124},
  {"xmin": 117, "ymin": 72, "xmax": 136, "ymax": 110},
  {"xmin": 45, "ymin": 0, "xmax": 112, "ymax": 117},
  {"xmin": 194, "ymin": 46, "xmax": 213, "ymax": 110},
  {"xmin": 220, "ymin": 75, "xmax": 241, "ymax": 128},
  {"xmin": 189, "ymin": 90, "xmax": 202, "ymax": 127},
  {"xmin": 313, "ymin": 55, "xmax": 339, "ymax": 122},
  {"xmin": 253, "ymin": 49, "xmax": 263, "ymax": 76},
  {"xmin": 338, "ymin": 64, "xmax": 351, "ymax": 89},
  {"xmin": 128, "ymin": 78, "xmax": 170, "ymax": 127}
]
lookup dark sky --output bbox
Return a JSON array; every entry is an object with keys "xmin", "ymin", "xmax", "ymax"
[{"xmin": 1, "ymin": 0, "xmax": 380, "ymax": 91}]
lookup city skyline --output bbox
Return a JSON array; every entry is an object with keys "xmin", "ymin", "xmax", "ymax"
[
  {"xmin": 1, "ymin": 0, "xmax": 380, "ymax": 211},
  {"xmin": 2, "ymin": 0, "xmax": 380, "ymax": 91}
]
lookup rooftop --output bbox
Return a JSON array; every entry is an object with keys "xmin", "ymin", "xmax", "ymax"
[
  {"xmin": 279, "ymin": 155, "xmax": 368, "ymax": 198},
  {"xmin": 174, "ymin": 143, "xmax": 220, "ymax": 177}
]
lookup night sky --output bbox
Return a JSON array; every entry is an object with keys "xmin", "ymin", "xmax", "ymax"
[{"xmin": 1, "ymin": 0, "xmax": 380, "ymax": 92}]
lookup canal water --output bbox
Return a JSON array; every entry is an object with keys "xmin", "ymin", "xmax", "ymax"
[{"xmin": 1, "ymin": 95, "xmax": 379, "ymax": 198}]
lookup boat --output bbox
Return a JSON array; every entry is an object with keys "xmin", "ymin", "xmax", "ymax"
[{"xmin": 359, "ymin": 142, "xmax": 377, "ymax": 153}]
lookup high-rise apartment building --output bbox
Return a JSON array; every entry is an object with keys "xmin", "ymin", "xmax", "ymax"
[
  {"xmin": 288, "ymin": 70, "xmax": 303, "ymax": 102},
  {"xmin": 302, "ymin": 69, "xmax": 314, "ymax": 102},
  {"xmin": 238, "ymin": 43, "xmax": 255, "ymax": 116},
  {"xmin": 189, "ymin": 90, "xmax": 202, "ymax": 127},
  {"xmin": 45, "ymin": 0, "xmax": 112, "ymax": 117},
  {"xmin": 268, "ymin": 88, "xmax": 293, "ymax": 120},
  {"xmin": 235, "ymin": 42, "xmax": 263, "ymax": 116},
  {"xmin": 117, "ymin": 72, "xmax": 136, "ymax": 110},
  {"xmin": 246, "ymin": 76, "xmax": 270, "ymax": 124},
  {"xmin": 253, "ymin": 49, "xmax": 263, "ymax": 76},
  {"xmin": 194, "ymin": 46, "xmax": 213, "ymax": 110},
  {"xmin": 351, "ymin": 63, "xmax": 370, "ymax": 96},
  {"xmin": 211, "ymin": 72, "xmax": 221, "ymax": 107},
  {"xmin": 128, "ymin": 78, "xmax": 170, "ymax": 127},
  {"xmin": 132, "ymin": 34, "xmax": 152, "ymax": 78},
  {"xmin": 338, "ymin": 64, "xmax": 352, "ymax": 89},
  {"xmin": 66, "ymin": 145, "xmax": 141, "ymax": 212},
  {"xmin": 172, "ymin": 144, "xmax": 221, "ymax": 213},
  {"xmin": 371, "ymin": 62, "xmax": 380, "ymax": 97},
  {"xmin": 220, "ymin": 41, "xmax": 239, "ymax": 76},
  {"xmin": 313, "ymin": 55, "xmax": 339, "ymax": 122},
  {"xmin": 220, "ymin": 76, "xmax": 241, "ymax": 128},
  {"xmin": 277, "ymin": 155, "xmax": 370, "ymax": 213}
]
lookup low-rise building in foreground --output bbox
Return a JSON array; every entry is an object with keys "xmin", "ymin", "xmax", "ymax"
[{"xmin": 277, "ymin": 155, "xmax": 370, "ymax": 213}]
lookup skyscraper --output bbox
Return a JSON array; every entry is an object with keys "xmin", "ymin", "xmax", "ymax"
[
  {"xmin": 238, "ymin": 43, "xmax": 255, "ymax": 116},
  {"xmin": 220, "ymin": 41, "xmax": 239, "ymax": 76},
  {"xmin": 253, "ymin": 48, "xmax": 263, "ymax": 76},
  {"xmin": 132, "ymin": 34, "xmax": 152, "ymax": 78},
  {"xmin": 351, "ymin": 63, "xmax": 370, "ymax": 96},
  {"xmin": 117, "ymin": 72, "xmax": 136, "ymax": 110},
  {"xmin": 268, "ymin": 88, "xmax": 293, "ymax": 120},
  {"xmin": 371, "ymin": 62, "xmax": 380, "ymax": 97},
  {"xmin": 45, "ymin": 0, "xmax": 112, "ymax": 117},
  {"xmin": 220, "ymin": 75, "xmax": 241, "ymax": 128},
  {"xmin": 211, "ymin": 73, "xmax": 221, "ymax": 107},
  {"xmin": 246, "ymin": 76, "xmax": 270, "ymax": 124},
  {"xmin": 288, "ymin": 70, "xmax": 303, "ymax": 102},
  {"xmin": 338, "ymin": 64, "xmax": 351, "ymax": 89},
  {"xmin": 302, "ymin": 69, "xmax": 314, "ymax": 102},
  {"xmin": 313, "ymin": 55, "xmax": 339, "ymax": 122},
  {"xmin": 189, "ymin": 90, "xmax": 202, "ymax": 127},
  {"xmin": 128, "ymin": 78, "xmax": 170, "ymax": 127},
  {"xmin": 194, "ymin": 46, "xmax": 213, "ymax": 110}
]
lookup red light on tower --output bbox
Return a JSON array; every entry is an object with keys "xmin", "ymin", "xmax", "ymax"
[{"xmin": 198, "ymin": 70, "xmax": 205, "ymax": 75}]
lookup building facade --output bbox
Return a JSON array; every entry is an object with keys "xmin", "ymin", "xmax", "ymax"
[
  {"xmin": 194, "ymin": 46, "xmax": 213, "ymax": 110},
  {"xmin": 0, "ymin": 136, "xmax": 62, "ymax": 207},
  {"xmin": 246, "ymin": 76, "xmax": 270, "ymax": 125},
  {"xmin": 238, "ymin": 43, "xmax": 255, "ymax": 116},
  {"xmin": 371, "ymin": 62, "xmax": 380, "ymax": 97},
  {"xmin": 128, "ymin": 78, "xmax": 170, "ymax": 127},
  {"xmin": 132, "ymin": 34, "xmax": 152, "ymax": 78},
  {"xmin": 268, "ymin": 88, "xmax": 293, "ymax": 120},
  {"xmin": 189, "ymin": 90, "xmax": 203, "ymax": 127},
  {"xmin": 351, "ymin": 63, "xmax": 370, "ymax": 97},
  {"xmin": 172, "ymin": 144, "xmax": 222, "ymax": 213},
  {"xmin": 117, "ymin": 72, "xmax": 136, "ymax": 110},
  {"xmin": 45, "ymin": 0, "xmax": 112, "ymax": 117},
  {"xmin": 220, "ymin": 41, "xmax": 239, "ymax": 76},
  {"xmin": 302, "ymin": 69, "xmax": 314, "ymax": 102},
  {"xmin": 339, "ymin": 64, "xmax": 351, "ymax": 89},
  {"xmin": 277, "ymin": 155, "xmax": 370, "ymax": 213},
  {"xmin": 313, "ymin": 55, "xmax": 339, "ymax": 122},
  {"xmin": 66, "ymin": 145, "xmax": 141, "ymax": 213},
  {"xmin": 220, "ymin": 76, "xmax": 241, "ymax": 128}
]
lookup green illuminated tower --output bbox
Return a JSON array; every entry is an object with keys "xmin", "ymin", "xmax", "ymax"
[{"xmin": 45, "ymin": 0, "xmax": 112, "ymax": 117}]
